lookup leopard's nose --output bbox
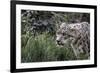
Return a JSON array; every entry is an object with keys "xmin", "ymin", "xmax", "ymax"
[
  {"xmin": 57, "ymin": 40, "xmax": 61, "ymax": 44},
  {"xmin": 57, "ymin": 40, "xmax": 60, "ymax": 42}
]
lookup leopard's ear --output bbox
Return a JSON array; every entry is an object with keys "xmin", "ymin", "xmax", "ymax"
[
  {"xmin": 70, "ymin": 28, "xmax": 76, "ymax": 32},
  {"xmin": 60, "ymin": 23, "xmax": 66, "ymax": 29}
]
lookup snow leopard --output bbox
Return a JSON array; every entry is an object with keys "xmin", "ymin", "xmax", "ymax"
[{"xmin": 56, "ymin": 22, "xmax": 90, "ymax": 59}]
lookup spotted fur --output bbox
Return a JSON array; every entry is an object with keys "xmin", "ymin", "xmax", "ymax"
[{"xmin": 56, "ymin": 22, "xmax": 90, "ymax": 58}]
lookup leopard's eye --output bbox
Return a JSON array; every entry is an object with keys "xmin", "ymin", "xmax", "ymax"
[{"xmin": 62, "ymin": 33, "xmax": 66, "ymax": 36}]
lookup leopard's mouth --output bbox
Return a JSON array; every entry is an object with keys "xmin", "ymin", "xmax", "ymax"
[{"xmin": 56, "ymin": 41, "xmax": 64, "ymax": 46}]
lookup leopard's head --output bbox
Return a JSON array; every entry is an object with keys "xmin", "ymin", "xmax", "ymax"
[{"xmin": 56, "ymin": 23, "xmax": 70, "ymax": 46}]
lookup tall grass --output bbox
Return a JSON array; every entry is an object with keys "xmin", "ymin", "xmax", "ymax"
[{"xmin": 21, "ymin": 33, "xmax": 87, "ymax": 63}]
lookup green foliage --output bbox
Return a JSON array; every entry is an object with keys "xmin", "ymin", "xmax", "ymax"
[
  {"xmin": 21, "ymin": 34, "xmax": 29, "ymax": 48},
  {"xmin": 21, "ymin": 33, "xmax": 78, "ymax": 63}
]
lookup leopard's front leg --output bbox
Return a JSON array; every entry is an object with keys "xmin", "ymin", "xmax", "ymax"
[{"xmin": 71, "ymin": 38, "xmax": 80, "ymax": 59}]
